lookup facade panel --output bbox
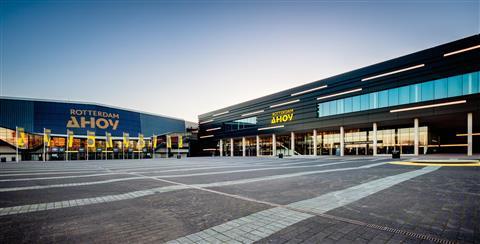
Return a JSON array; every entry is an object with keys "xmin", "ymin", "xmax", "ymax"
[
  {"xmin": 0, "ymin": 98, "xmax": 186, "ymax": 137},
  {"xmin": 198, "ymin": 35, "xmax": 480, "ymax": 156}
]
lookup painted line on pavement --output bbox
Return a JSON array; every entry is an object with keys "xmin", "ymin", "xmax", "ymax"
[
  {"xmin": 167, "ymin": 166, "xmax": 440, "ymax": 244},
  {"xmin": 0, "ymin": 162, "xmax": 388, "ymax": 215},
  {"xmin": 0, "ymin": 161, "xmax": 382, "ymax": 192}
]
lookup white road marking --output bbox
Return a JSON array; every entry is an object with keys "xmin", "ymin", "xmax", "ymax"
[
  {"xmin": 167, "ymin": 166, "xmax": 440, "ymax": 243},
  {"xmin": 0, "ymin": 162, "xmax": 388, "ymax": 215}
]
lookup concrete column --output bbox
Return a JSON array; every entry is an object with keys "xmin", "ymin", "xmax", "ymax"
[
  {"xmin": 468, "ymin": 113, "xmax": 473, "ymax": 156},
  {"xmin": 272, "ymin": 134, "xmax": 277, "ymax": 156},
  {"xmin": 219, "ymin": 139, "xmax": 223, "ymax": 157},
  {"xmin": 242, "ymin": 137, "xmax": 246, "ymax": 157},
  {"xmin": 290, "ymin": 131, "xmax": 295, "ymax": 156},
  {"xmin": 230, "ymin": 138, "xmax": 234, "ymax": 157},
  {"xmin": 373, "ymin": 123, "xmax": 378, "ymax": 156},
  {"xmin": 340, "ymin": 126, "xmax": 345, "ymax": 157},
  {"xmin": 256, "ymin": 135, "xmax": 260, "ymax": 157},
  {"xmin": 414, "ymin": 118, "xmax": 419, "ymax": 156},
  {"xmin": 313, "ymin": 129, "xmax": 317, "ymax": 156}
]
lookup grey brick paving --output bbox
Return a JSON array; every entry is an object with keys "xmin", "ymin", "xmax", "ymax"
[
  {"xmin": 0, "ymin": 157, "xmax": 477, "ymax": 244},
  {"xmin": 168, "ymin": 166, "xmax": 439, "ymax": 243},
  {"xmin": 0, "ymin": 160, "xmax": 387, "ymax": 213}
]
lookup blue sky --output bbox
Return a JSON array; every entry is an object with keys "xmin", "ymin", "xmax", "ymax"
[{"xmin": 1, "ymin": 0, "xmax": 478, "ymax": 121}]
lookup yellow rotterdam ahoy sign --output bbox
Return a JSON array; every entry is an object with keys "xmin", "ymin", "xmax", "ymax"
[
  {"xmin": 271, "ymin": 109, "xmax": 294, "ymax": 124},
  {"xmin": 67, "ymin": 109, "xmax": 120, "ymax": 130}
]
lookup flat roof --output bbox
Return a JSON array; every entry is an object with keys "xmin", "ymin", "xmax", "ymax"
[
  {"xmin": 0, "ymin": 96, "xmax": 185, "ymax": 122},
  {"xmin": 199, "ymin": 34, "xmax": 479, "ymax": 119}
]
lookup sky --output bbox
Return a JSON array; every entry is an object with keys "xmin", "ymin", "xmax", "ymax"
[{"xmin": 0, "ymin": 0, "xmax": 479, "ymax": 122}]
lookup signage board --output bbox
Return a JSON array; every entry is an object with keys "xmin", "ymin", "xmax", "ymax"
[{"xmin": 271, "ymin": 109, "xmax": 294, "ymax": 124}]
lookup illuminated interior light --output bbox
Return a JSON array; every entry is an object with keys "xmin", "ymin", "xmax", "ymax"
[
  {"xmin": 206, "ymin": 127, "xmax": 221, "ymax": 132},
  {"xmin": 212, "ymin": 111, "xmax": 229, "ymax": 117},
  {"xmin": 199, "ymin": 119, "xmax": 214, "ymax": 124},
  {"xmin": 316, "ymin": 88, "xmax": 362, "ymax": 100},
  {"xmin": 269, "ymin": 99, "xmax": 300, "ymax": 108},
  {"xmin": 361, "ymin": 64, "xmax": 425, "ymax": 81},
  {"xmin": 444, "ymin": 45, "xmax": 480, "ymax": 57},
  {"xmin": 390, "ymin": 100, "xmax": 466, "ymax": 113},
  {"xmin": 203, "ymin": 148, "xmax": 217, "ymax": 151},
  {"xmin": 291, "ymin": 85, "xmax": 328, "ymax": 96},
  {"xmin": 456, "ymin": 133, "xmax": 480, "ymax": 137},
  {"xmin": 258, "ymin": 125, "xmax": 284, "ymax": 131},
  {"xmin": 200, "ymin": 135, "xmax": 214, "ymax": 138},
  {"xmin": 427, "ymin": 144, "xmax": 468, "ymax": 147},
  {"xmin": 241, "ymin": 110, "xmax": 264, "ymax": 117}
]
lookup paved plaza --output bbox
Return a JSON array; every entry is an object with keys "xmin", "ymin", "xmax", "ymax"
[{"xmin": 0, "ymin": 157, "xmax": 478, "ymax": 243}]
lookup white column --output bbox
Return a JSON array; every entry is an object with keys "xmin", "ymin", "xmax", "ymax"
[
  {"xmin": 219, "ymin": 139, "xmax": 223, "ymax": 157},
  {"xmin": 373, "ymin": 123, "xmax": 378, "ymax": 156},
  {"xmin": 313, "ymin": 129, "xmax": 317, "ymax": 156},
  {"xmin": 468, "ymin": 113, "xmax": 473, "ymax": 156},
  {"xmin": 230, "ymin": 138, "xmax": 234, "ymax": 157},
  {"xmin": 242, "ymin": 137, "xmax": 246, "ymax": 157},
  {"xmin": 414, "ymin": 118, "xmax": 419, "ymax": 156},
  {"xmin": 272, "ymin": 134, "xmax": 276, "ymax": 156},
  {"xmin": 290, "ymin": 131, "xmax": 295, "ymax": 156},
  {"xmin": 256, "ymin": 135, "xmax": 260, "ymax": 157},
  {"xmin": 340, "ymin": 126, "xmax": 344, "ymax": 157}
]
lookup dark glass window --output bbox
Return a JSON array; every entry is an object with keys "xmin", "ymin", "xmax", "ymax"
[{"xmin": 224, "ymin": 117, "xmax": 257, "ymax": 131}]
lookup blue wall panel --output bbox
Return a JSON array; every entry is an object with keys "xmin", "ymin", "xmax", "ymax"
[{"xmin": 0, "ymin": 98, "xmax": 185, "ymax": 137}]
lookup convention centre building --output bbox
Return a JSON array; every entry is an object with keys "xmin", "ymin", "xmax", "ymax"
[
  {"xmin": 0, "ymin": 97, "xmax": 197, "ymax": 161},
  {"xmin": 198, "ymin": 35, "xmax": 480, "ymax": 157}
]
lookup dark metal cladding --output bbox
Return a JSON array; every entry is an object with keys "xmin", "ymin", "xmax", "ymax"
[{"xmin": 198, "ymin": 35, "xmax": 480, "ymax": 154}]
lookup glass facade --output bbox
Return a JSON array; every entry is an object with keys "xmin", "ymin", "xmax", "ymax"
[
  {"xmin": 233, "ymin": 139, "xmax": 243, "ymax": 156},
  {"xmin": 318, "ymin": 71, "xmax": 479, "ymax": 117},
  {"xmin": 344, "ymin": 129, "xmax": 369, "ymax": 155},
  {"xmin": 275, "ymin": 134, "xmax": 291, "ymax": 156},
  {"xmin": 259, "ymin": 135, "xmax": 272, "ymax": 156},
  {"xmin": 316, "ymin": 131, "xmax": 340, "ymax": 155},
  {"xmin": 294, "ymin": 132, "xmax": 314, "ymax": 155},
  {"xmin": 224, "ymin": 117, "xmax": 257, "ymax": 131},
  {"xmin": 222, "ymin": 139, "xmax": 231, "ymax": 156},
  {"xmin": 245, "ymin": 137, "xmax": 257, "ymax": 156}
]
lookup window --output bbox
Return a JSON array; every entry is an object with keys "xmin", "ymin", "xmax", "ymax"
[
  {"xmin": 344, "ymin": 97, "xmax": 353, "ymax": 113},
  {"xmin": 323, "ymin": 102, "xmax": 330, "ymax": 116},
  {"xmin": 369, "ymin": 92, "xmax": 378, "ymax": 109},
  {"xmin": 420, "ymin": 81, "xmax": 434, "ymax": 101},
  {"xmin": 462, "ymin": 73, "xmax": 479, "ymax": 95},
  {"xmin": 352, "ymin": 96, "xmax": 360, "ymax": 112},
  {"xmin": 398, "ymin": 86, "xmax": 410, "ymax": 105},
  {"xmin": 388, "ymin": 88, "xmax": 399, "ymax": 106},
  {"xmin": 447, "ymin": 75, "xmax": 462, "ymax": 97},
  {"xmin": 318, "ymin": 70, "xmax": 479, "ymax": 118},
  {"xmin": 329, "ymin": 101, "xmax": 337, "ymax": 115},
  {"xmin": 360, "ymin": 94, "xmax": 369, "ymax": 110},
  {"xmin": 409, "ymin": 84, "xmax": 419, "ymax": 103},
  {"xmin": 434, "ymin": 78, "xmax": 447, "ymax": 99},
  {"xmin": 378, "ymin": 90, "xmax": 389, "ymax": 108},
  {"xmin": 337, "ymin": 100, "xmax": 344, "ymax": 114},
  {"xmin": 224, "ymin": 117, "xmax": 257, "ymax": 131}
]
